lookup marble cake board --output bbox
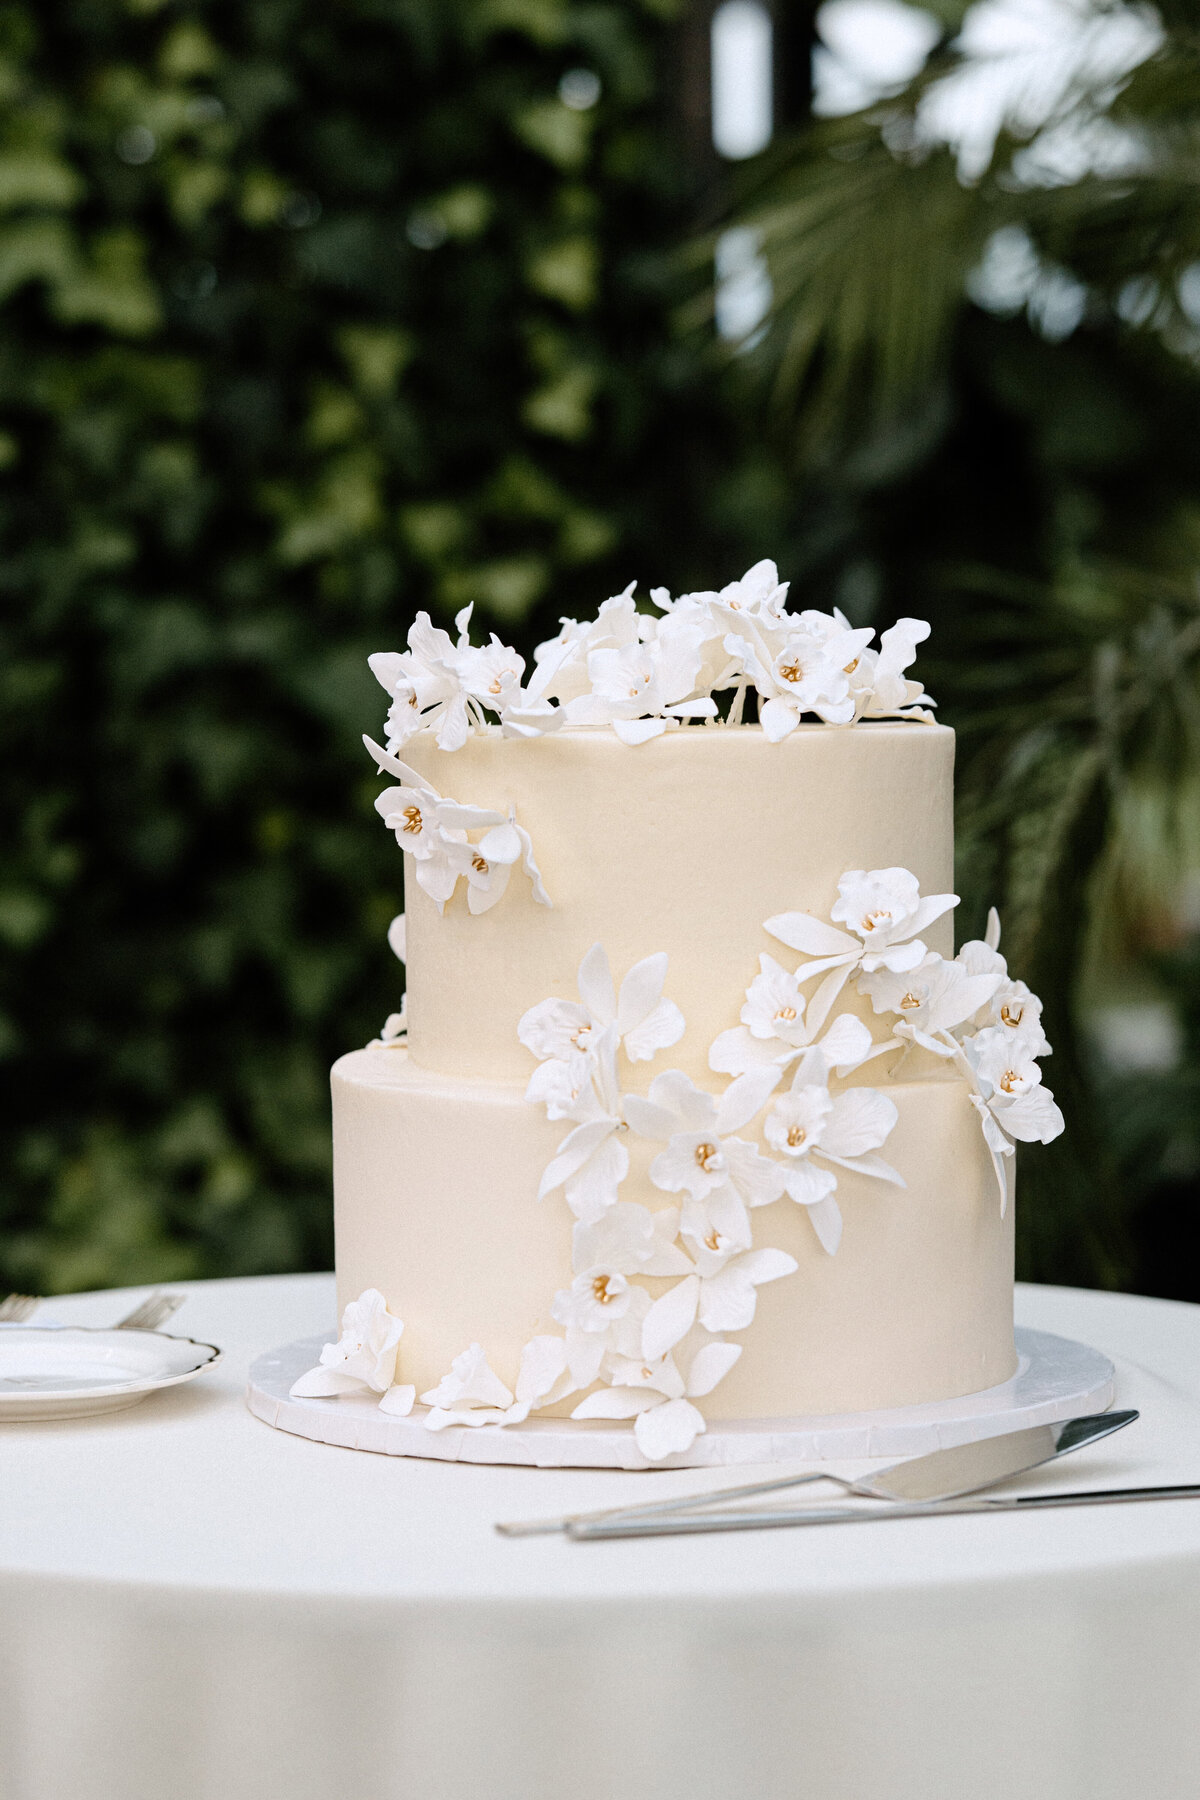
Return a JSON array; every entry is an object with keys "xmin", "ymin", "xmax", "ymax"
[{"xmin": 246, "ymin": 1326, "xmax": 1115, "ymax": 1471}]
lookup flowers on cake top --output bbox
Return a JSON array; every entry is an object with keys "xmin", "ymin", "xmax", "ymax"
[{"xmin": 367, "ymin": 560, "xmax": 936, "ymax": 754}]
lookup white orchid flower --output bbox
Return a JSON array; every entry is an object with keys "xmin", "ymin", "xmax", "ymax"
[
  {"xmin": 954, "ymin": 911, "xmax": 1049, "ymax": 1050},
  {"xmin": 289, "ymin": 1288, "xmax": 415, "ymax": 1416},
  {"xmin": 572, "ymin": 1334, "xmax": 745, "ymax": 1461},
  {"xmin": 859, "ymin": 617, "xmax": 937, "ymax": 721},
  {"xmin": 956, "ymin": 1022, "xmax": 1065, "ymax": 1212},
  {"xmin": 369, "ymin": 1009, "xmax": 407, "ymax": 1049},
  {"xmin": 763, "ymin": 870, "xmax": 960, "ymax": 1043},
  {"xmin": 518, "ymin": 942, "xmax": 685, "ymax": 1069},
  {"xmin": 463, "ymin": 806, "xmax": 552, "ymax": 915},
  {"xmin": 369, "ymin": 607, "xmax": 477, "ymax": 751},
  {"xmin": 365, "ymin": 736, "xmax": 507, "ymax": 913},
  {"xmin": 551, "ymin": 1279, "xmax": 652, "ymax": 1390},
  {"xmin": 709, "ymin": 939, "xmax": 881, "ymax": 1076},
  {"xmin": 535, "ymin": 1027, "xmax": 629, "ymax": 1222},
  {"xmin": 421, "ymin": 1341, "xmax": 519, "ymax": 1430},
  {"xmin": 763, "ymin": 1050, "xmax": 904, "ymax": 1254},
  {"xmin": 456, "ymin": 633, "xmax": 526, "ymax": 707},
  {"xmin": 720, "ymin": 609, "xmax": 874, "ymax": 737},
  {"xmin": 623, "ymin": 1067, "xmax": 787, "ymax": 1258},
  {"xmin": 571, "ymin": 1202, "xmax": 693, "ymax": 1280},
  {"xmin": 567, "ymin": 632, "xmax": 717, "ymax": 745},
  {"xmin": 527, "ymin": 584, "xmax": 642, "ymax": 706},
  {"xmin": 639, "ymin": 1243, "xmax": 798, "ymax": 1361},
  {"xmin": 860, "ymin": 952, "xmax": 1004, "ymax": 1056}
]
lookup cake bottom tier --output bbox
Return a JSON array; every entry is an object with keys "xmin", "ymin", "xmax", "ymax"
[{"xmin": 331, "ymin": 1047, "xmax": 1017, "ymax": 1419}]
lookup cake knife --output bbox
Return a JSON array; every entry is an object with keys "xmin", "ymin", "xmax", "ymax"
[{"xmin": 495, "ymin": 1410, "xmax": 1138, "ymax": 1538}]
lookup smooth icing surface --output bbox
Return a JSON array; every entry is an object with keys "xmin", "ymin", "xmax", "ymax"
[
  {"xmin": 332, "ymin": 1046, "xmax": 1015, "ymax": 1417},
  {"xmin": 400, "ymin": 723, "xmax": 955, "ymax": 1086}
]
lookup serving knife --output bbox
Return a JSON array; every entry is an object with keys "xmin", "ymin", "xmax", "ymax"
[
  {"xmin": 570, "ymin": 1479, "xmax": 1198, "ymax": 1539},
  {"xmin": 496, "ymin": 1409, "xmax": 1138, "ymax": 1539}
]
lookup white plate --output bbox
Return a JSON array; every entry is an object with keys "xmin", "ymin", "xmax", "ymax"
[{"xmin": 0, "ymin": 1327, "xmax": 221, "ymax": 1420}]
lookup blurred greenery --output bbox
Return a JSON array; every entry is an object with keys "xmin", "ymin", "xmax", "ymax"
[
  {"xmin": 721, "ymin": 0, "xmax": 1200, "ymax": 1291},
  {"xmin": 3, "ymin": 0, "xmax": 1199, "ymax": 1300}
]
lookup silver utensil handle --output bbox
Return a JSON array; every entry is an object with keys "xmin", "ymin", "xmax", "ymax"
[{"xmin": 568, "ymin": 1483, "xmax": 1200, "ymax": 1539}]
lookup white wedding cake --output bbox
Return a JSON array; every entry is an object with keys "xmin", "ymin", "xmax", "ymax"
[{"xmin": 296, "ymin": 563, "xmax": 1063, "ymax": 1461}]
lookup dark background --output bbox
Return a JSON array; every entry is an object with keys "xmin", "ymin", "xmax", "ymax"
[{"xmin": 2, "ymin": 0, "xmax": 1198, "ymax": 1299}]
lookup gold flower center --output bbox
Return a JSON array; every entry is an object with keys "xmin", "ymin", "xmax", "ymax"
[
  {"xmin": 900, "ymin": 992, "xmax": 921, "ymax": 1009},
  {"xmin": 786, "ymin": 1125, "xmax": 806, "ymax": 1148},
  {"xmin": 489, "ymin": 676, "xmax": 504, "ymax": 695},
  {"xmin": 591, "ymin": 1274, "xmax": 618, "ymax": 1305},
  {"xmin": 1001, "ymin": 1003, "xmax": 1024, "ymax": 1027},
  {"xmin": 780, "ymin": 660, "xmax": 803, "ymax": 684},
  {"xmin": 861, "ymin": 908, "xmax": 891, "ymax": 932},
  {"xmin": 776, "ymin": 1005, "xmax": 798, "ymax": 1021},
  {"xmin": 704, "ymin": 1228, "xmax": 721, "ymax": 1251},
  {"xmin": 471, "ymin": 854, "xmax": 488, "ymax": 875},
  {"xmin": 1000, "ymin": 1070, "xmax": 1020, "ymax": 1093},
  {"xmin": 570, "ymin": 1024, "xmax": 592, "ymax": 1048},
  {"xmin": 694, "ymin": 1141, "xmax": 720, "ymax": 1172},
  {"xmin": 401, "ymin": 805, "xmax": 422, "ymax": 835},
  {"xmin": 844, "ymin": 657, "xmax": 859, "ymax": 674}
]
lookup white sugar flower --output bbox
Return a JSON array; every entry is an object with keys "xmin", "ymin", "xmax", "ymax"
[
  {"xmin": 519, "ymin": 942, "xmax": 685, "ymax": 1069},
  {"xmin": 954, "ymin": 910, "xmax": 1049, "ymax": 1050},
  {"xmin": 387, "ymin": 913, "xmax": 406, "ymax": 962},
  {"xmin": 289, "ymin": 1288, "xmax": 415, "ymax": 1416},
  {"xmin": 365, "ymin": 737, "xmax": 507, "ymax": 913},
  {"xmin": 860, "ymin": 952, "xmax": 1004, "ymax": 1056},
  {"xmin": 567, "ymin": 630, "xmax": 717, "ymax": 745},
  {"xmin": 765, "ymin": 868, "xmax": 959, "ymax": 1006},
  {"xmin": 536, "ymin": 1029, "xmax": 629, "ymax": 1224},
  {"xmin": 462, "ymin": 806, "xmax": 552, "ymax": 915},
  {"xmin": 740, "ymin": 953, "xmax": 810, "ymax": 1047},
  {"xmin": 369, "ymin": 1009, "xmax": 407, "ymax": 1049},
  {"xmin": 456, "ymin": 634, "xmax": 525, "ymax": 707},
  {"xmin": 369, "ymin": 607, "xmax": 476, "ymax": 752},
  {"xmin": 527, "ymin": 583, "xmax": 642, "ymax": 707},
  {"xmin": 551, "ymin": 1279, "xmax": 652, "ymax": 1389},
  {"xmin": 960, "ymin": 1022, "xmax": 1065, "ymax": 1212},
  {"xmin": 763, "ymin": 1052, "xmax": 903, "ymax": 1254},
  {"xmin": 639, "ymin": 1244, "xmax": 798, "ymax": 1359},
  {"xmin": 624, "ymin": 1067, "xmax": 788, "ymax": 1255},
  {"xmin": 858, "ymin": 618, "xmax": 937, "ymax": 721},
  {"xmin": 421, "ymin": 1342, "xmax": 518, "ymax": 1430},
  {"xmin": 571, "ymin": 1202, "xmax": 693, "ymax": 1280},
  {"xmin": 571, "ymin": 1335, "xmax": 745, "ymax": 1461},
  {"xmin": 722, "ymin": 611, "xmax": 874, "ymax": 737},
  {"xmin": 830, "ymin": 867, "xmax": 959, "ymax": 972}
]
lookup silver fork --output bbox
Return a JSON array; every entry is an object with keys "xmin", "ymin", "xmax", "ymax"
[
  {"xmin": 0, "ymin": 1293, "xmax": 40, "ymax": 1322},
  {"xmin": 116, "ymin": 1291, "xmax": 186, "ymax": 1332}
]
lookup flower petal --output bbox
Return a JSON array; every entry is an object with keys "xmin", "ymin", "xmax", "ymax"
[
  {"xmin": 622, "ymin": 1095, "xmax": 679, "ymax": 1140},
  {"xmin": 623, "ymin": 998, "xmax": 686, "ymax": 1063},
  {"xmin": 537, "ymin": 1119, "xmax": 618, "ymax": 1199},
  {"xmin": 378, "ymin": 1384, "xmax": 416, "ymax": 1416},
  {"xmin": 577, "ymin": 942, "xmax": 617, "ymax": 1024},
  {"xmin": 613, "ymin": 718, "xmax": 669, "ymax": 745},
  {"xmin": 289, "ymin": 1366, "xmax": 364, "ymax": 1398},
  {"xmin": 634, "ymin": 1397, "xmax": 705, "ymax": 1460},
  {"xmin": 715, "ymin": 1064, "xmax": 784, "ymax": 1135},
  {"xmin": 763, "ymin": 913, "xmax": 860, "ymax": 957},
  {"xmin": 820, "ymin": 1088, "xmax": 899, "ymax": 1158},
  {"xmin": 642, "ymin": 1274, "xmax": 700, "ymax": 1361},
  {"xmin": 685, "ymin": 1340, "xmax": 742, "ymax": 1398},
  {"xmin": 708, "ymin": 1026, "xmax": 784, "ymax": 1076},
  {"xmin": 806, "ymin": 1194, "xmax": 844, "ymax": 1255},
  {"xmin": 759, "ymin": 696, "xmax": 799, "ymax": 742},
  {"xmin": 571, "ymin": 1387, "xmax": 658, "ymax": 1420}
]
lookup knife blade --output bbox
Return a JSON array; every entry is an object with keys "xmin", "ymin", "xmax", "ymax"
[
  {"xmin": 568, "ymin": 1479, "xmax": 1196, "ymax": 1540},
  {"xmin": 495, "ymin": 1410, "xmax": 1138, "ymax": 1539}
]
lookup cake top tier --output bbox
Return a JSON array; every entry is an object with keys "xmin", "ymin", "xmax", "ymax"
[
  {"xmin": 367, "ymin": 558, "xmax": 936, "ymax": 758},
  {"xmin": 396, "ymin": 722, "xmax": 956, "ymax": 1085}
]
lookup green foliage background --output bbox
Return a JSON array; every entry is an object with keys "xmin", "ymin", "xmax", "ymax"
[
  {"xmin": 0, "ymin": 0, "xmax": 761, "ymax": 1291},
  {"xmin": 2, "ymin": 0, "xmax": 1199, "ymax": 1299}
]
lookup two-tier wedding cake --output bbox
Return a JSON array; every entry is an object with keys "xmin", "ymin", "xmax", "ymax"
[{"xmin": 292, "ymin": 562, "xmax": 1064, "ymax": 1462}]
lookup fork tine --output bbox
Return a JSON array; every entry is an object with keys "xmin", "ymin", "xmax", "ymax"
[
  {"xmin": 0, "ymin": 1293, "xmax": 40, "ymax": 1322},
  {"xmin": 115, "ymin": 1291, "xmax": 185, "ymax": 1331}
]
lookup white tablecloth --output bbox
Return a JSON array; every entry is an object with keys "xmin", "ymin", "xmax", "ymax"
[{"xmin": 2, "ymin": 1275, "xmax": 1199, "ymax": 1800}]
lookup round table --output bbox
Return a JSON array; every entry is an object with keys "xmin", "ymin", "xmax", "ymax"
[{"xmin": 2, "ymin": 1276, "xmax": 1199, "ymax": 1800}]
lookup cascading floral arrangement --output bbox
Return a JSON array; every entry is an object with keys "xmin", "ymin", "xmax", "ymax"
[
  {"xmin": 362, "ymin": 560, "xmax": 935, "ymax": 918},
  {"xmin": 296, "ymin": 867, "xmax": 1064, "ymax": 1461}
]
